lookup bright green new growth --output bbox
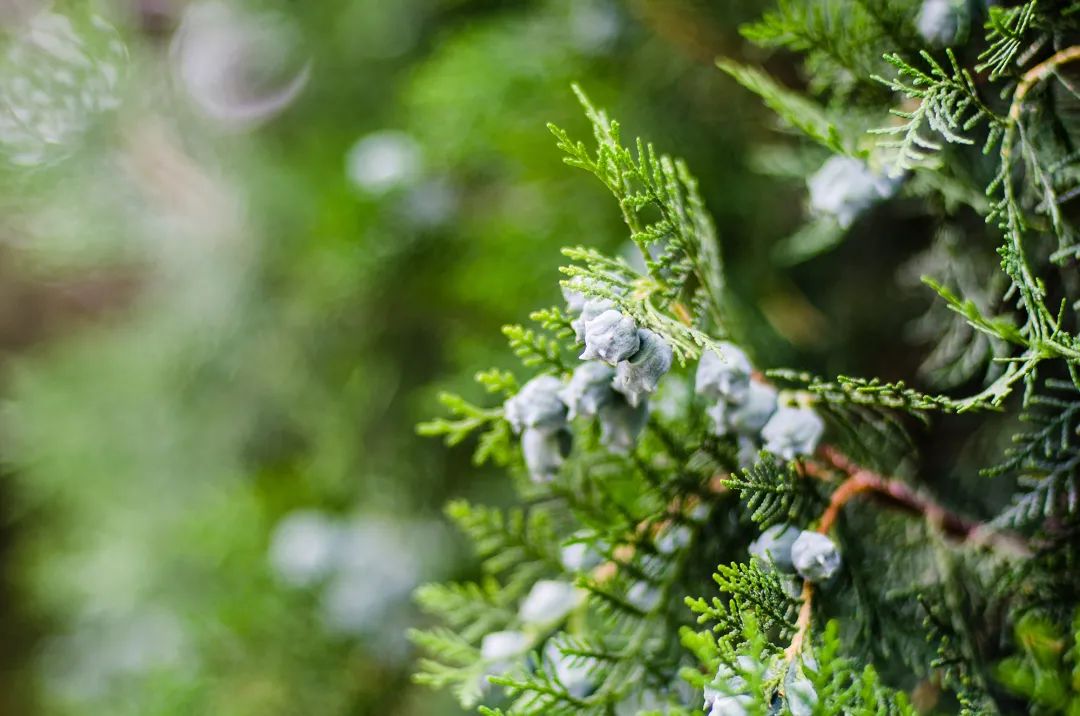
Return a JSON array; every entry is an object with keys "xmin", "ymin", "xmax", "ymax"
[{"xmin": 414, "ymin": 2, "xmax": 1080, "ymax": 714}]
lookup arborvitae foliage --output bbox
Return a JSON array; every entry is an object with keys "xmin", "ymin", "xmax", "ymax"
[{"xmin": 413, "ymin": 2, "xmax": 1080, "ymax": 714}]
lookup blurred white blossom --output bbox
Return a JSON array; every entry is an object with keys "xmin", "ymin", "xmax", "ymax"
[
  {"xmin": 346, "ymin": 130, "xmax": 423, "ymax": 195},
  {"xmin": 655, "ymin": 524, "xmax": 691, "ymax": 555},
  {"xmin": 401, "ymin": 178, "xmax": 459, "ymax": 227},
  {"xmin": 598, "ymin": 397, "xmax": 647, "ymax": 455},
  {"xmin": 561, "ymin": 533, "xmax": 603, "ymax": 572},
  {"xmin": 807, "ymin": 156, "xmax": 900, "ymax": 228},
  {"xmin": 41, "ymin": 607, "xmax": 190, "ymax": 701},
  {"xmin": 319, "ymin": 518, "xmax": 424, "ymax": 634},
  {"xmin": 570, "ymin": 0, "xmax": 620, "ymax": 55},
  {"xmin": 521, "ymin": 426, "xmax": 571, "ymax": 483},
  {"xmin": 544, "ymin": 642, "xmax": 592, "ymax": 698},
  {"xmin": 917, "ymin": 0, "xmax": 964, "ymax": 47},
  {"xmin": 171, "ymin": 1, "xmax": 310, "ymax": 128},
  {"xmin": 268, "ymin": 509, "xmax": 341, "ymax": 587},
  {"xmin": 268, "ymin": 511, "xmax": 445, "ymax": 641},
  {"xmin": 626, "ymin": 580, "xmax": 660, "ymax": 612},
  {"xmin": 0, "ymin": 8, "xmax": 126, "ymax": 166},
  {"xmin": 519, "ymin": 580, "xmax": 583, "ymax": 625}
]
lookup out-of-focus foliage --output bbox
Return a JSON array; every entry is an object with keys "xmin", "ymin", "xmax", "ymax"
[
  {"xmin": 0, "ymin": 1, "xmax": 787, "ymax": 715},
  {"xmin": 996, "ymin": 611, "xmax": 1080, "ymax": 714}
]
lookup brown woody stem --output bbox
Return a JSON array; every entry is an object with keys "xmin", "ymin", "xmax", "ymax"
[
  {"xmin": 1010, "ymin": 45, "xmax": 1080, "ymax": 122},
  {"xmin": 784, "ymin": 445, "xmax": 1028, "ymax": 661}
]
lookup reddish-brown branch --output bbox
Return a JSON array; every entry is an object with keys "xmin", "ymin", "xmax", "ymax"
[
  {"xmin": 672, "ymin": 301, "xmax": 694, "ymax": 328},
  {"xmin": 784, "ymin": 445, "xmax": 1028, "ymax": 661},
  {"xmin": 811, "ymin": 445, "xmax": 982, "ymax": 539},
  {"xmin": 811, "ymin": 446, "xmax": 1032, "ymax": 558},
  {"xmin": 784, "ymin": 581, "xmax": 814, "ymax": 661},
  {"xmin": 1010, "ymin": 45, "xmax": 1080, "ymax": 122}
]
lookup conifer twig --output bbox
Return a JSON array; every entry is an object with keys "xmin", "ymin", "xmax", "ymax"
[
  {"xmin": 1008, "ymin": 45, "xmax": 1080, "ymax": 122},
  {"xmin": 785, "ymin": 582, "xmax": 815, "ymax": 661},
  {"xmin": 814, "ymin": 446, "xmax": 1031, "ymax": 555},
  {"xmin": 813, "ymin": 447, "xmax": 974, "ymax": 537},
  {"xmin": 785, "ymin": 446, "xmax": 1030, "ymax": 661}
]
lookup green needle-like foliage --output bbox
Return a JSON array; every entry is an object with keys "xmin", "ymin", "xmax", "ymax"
[{"xmin": 413, "ymin": 3, "xmax": 1080, "ymax": 714}]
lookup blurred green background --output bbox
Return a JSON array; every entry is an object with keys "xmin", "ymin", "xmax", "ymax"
[{"xmin": 0, "ymin": 1, "xmax": 937, "ymax": 714}]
